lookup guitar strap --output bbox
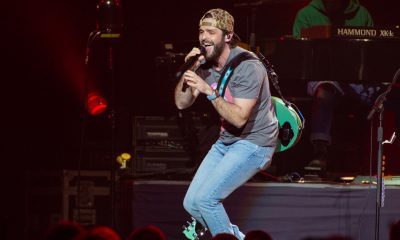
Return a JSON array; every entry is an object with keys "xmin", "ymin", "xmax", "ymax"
[
  {"xmin": 216, "ymin": 52, "xmax": 258, "ymax": 97},
  {"xmin": 214, "ymin": 50, "xmax": 305, "ymax": 152}
]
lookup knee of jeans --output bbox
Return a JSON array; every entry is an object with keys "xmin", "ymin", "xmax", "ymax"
[
  {"xmin": 183, "ymin": 193, "xmax": 199, "ymax": 215},
  {"xmin": 196, "ymin": 192, "xmax": 216, "ymax": 210}
]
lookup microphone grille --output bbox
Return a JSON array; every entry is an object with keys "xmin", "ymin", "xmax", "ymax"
[{"xmin": 200, "ymin": 46, "xmax": 206, "ymax": 55}]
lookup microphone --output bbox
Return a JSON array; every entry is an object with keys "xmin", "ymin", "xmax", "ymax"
[{"xmin": 177, "ymin": 46, "xmax": 206, "ymax": 92}]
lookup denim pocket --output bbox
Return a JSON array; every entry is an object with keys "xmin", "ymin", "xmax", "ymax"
[
  {"xmin": 256, "ymin": 146, "xmax": 275, "ymax": 170},
  {"xmin": 235, "ymin": 140, "xmax": 275, "ymax": 171}
]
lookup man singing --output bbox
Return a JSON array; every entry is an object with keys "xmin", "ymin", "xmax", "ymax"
[{"xmin": 174, "ymin": 8, "xmax": 278, "ymax": 240}]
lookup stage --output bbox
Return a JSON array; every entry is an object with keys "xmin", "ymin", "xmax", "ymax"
[{"xmin": 117, "ymin": 180, "xmax": 400, "ymax": 240}]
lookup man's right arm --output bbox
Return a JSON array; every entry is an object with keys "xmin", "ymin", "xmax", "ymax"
[
  {"xmin": 174, "ymin": 77, "xmax": 200, "ymax": 109},
  {"xmin": 174, "ymin": 47, "xmax": 203, "ymax": 109}
]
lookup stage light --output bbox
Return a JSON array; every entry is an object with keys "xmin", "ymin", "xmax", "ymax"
[{"xmin": 87, "ymin": 92, "xmax": 108, "ymax": 116}]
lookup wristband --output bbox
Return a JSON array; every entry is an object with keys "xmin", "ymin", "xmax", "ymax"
[{"xmin": 207, "ymin": 89, "xmax": 220, "ymax": 101}]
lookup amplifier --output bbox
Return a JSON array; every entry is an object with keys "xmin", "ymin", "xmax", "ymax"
[
  {"xmin": 134, "ymin": 115, "xmax": 204, "ymax": 139},
  {"xmin": 132, "ymin": 115, "xmax": 207, "ymax": 174},
  {"xmin": 135, "ymin": 148, "xmax": 192, "ymax": 172}
]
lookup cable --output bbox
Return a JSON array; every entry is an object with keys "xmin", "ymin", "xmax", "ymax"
[
  {"xmin": 76, "ymin": 29, "xmax": 102, "ymax": 223},
  {"xmin": 256, "ymin": 51, "xmax": 286, "ymax": 102},
  {"xmin": 258, "ymin": 171, "xmax": 280, "ymax": 181},
  {"xmin": 255, "ymin": 50, "xmax": 306, "ymax": 131}
]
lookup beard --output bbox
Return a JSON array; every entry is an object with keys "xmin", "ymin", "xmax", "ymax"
[{"xmin": 204, "ymin": 38, "xmax": 226, "ymax": 62}]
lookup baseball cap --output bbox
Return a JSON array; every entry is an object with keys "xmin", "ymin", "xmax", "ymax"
[{"xmin": 199, "ymin": 8, "xmax": 241, "ymax": 41}]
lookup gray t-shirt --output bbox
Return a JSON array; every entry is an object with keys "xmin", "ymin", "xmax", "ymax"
[{"xmin": 196, "ymin": 47, "xmax": 278, "ymax": 147}]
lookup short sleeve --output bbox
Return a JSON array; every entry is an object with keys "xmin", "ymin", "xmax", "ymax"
[{"xmin": 229, "ymin": 60, "xmax": 265, "ymax": 99}]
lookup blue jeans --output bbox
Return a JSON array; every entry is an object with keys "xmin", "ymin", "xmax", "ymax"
[{"xmin": 183, "ymin": 140, "xmax": 275, "ymax": 240}]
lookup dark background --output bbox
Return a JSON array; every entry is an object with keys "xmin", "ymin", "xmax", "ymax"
[{"xmin": 1, "ymin": 0, "xmax": 399, "ymax": 239}]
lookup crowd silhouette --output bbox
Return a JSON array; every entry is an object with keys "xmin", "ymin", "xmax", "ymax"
[{"xmin": 43, "ymin": 219, "xmax": 400, "ymax": 240}]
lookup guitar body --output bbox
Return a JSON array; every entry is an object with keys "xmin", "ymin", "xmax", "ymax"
[{"xmin": 272, "ymin": 96, "xmax": 304, "ymax": 152}]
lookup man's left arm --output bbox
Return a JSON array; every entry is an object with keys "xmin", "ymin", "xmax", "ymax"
[
  {"xmin": 210, "ymin": 97, "xmax": 256, "ymax": 129},
  {"xmin": 210, "ymin": 61, "xmax": 264, "ymax": 128},
  {"xmin": 184, "ymin": 69, "xmax": 257, "ymax": 128},
  {"xmin": 184, "ymin": 61, "xmax": 262, "ymax": 128}
]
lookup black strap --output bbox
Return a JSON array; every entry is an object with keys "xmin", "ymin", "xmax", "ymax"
[{"xmin": 216, "ymin": 52, "xmax": 258, "ymax": 98}]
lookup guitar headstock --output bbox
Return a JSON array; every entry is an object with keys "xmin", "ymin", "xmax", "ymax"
[{"xmin": 182, "ymin": 217, "xmax": 207, "ymax": 240}]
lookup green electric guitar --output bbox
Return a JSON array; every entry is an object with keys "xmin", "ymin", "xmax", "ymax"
[
  {"xmin": 182, "ymin": 217, "xmax": 208, "ymax": 240},
  {"xmin": 272, "ymin": 96, "xmax": 305, "ymax": 152}
]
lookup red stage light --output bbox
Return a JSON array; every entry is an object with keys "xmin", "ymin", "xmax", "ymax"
[{"xmin": 87, "ymin": 92, "xmax": 108, "ymax": 115}]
